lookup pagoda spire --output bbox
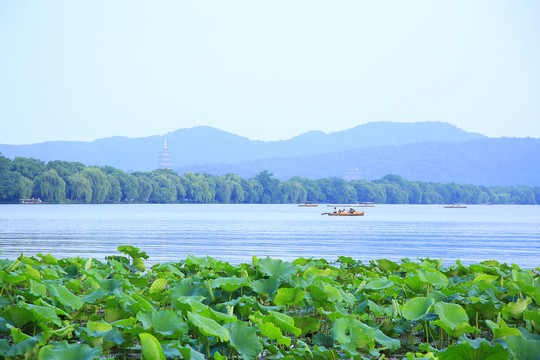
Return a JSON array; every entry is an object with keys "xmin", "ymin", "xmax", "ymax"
[{"xmin": 157, "ymin": 139, "xmax": 173, "ymax": 169}]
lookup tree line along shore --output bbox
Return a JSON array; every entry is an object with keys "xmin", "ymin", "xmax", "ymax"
[{"xmin": 1, "ymin": 154, "xmax": 539, "ymax": 205}]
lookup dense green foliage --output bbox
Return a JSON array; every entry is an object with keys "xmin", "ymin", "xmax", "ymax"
[
  {"xmin": 1, "ymin": 153, "xmax": 539, "ymax": 204},
  {"xmin": 1, "ymin": 248, "xmax": 540, "ymax": 359}
]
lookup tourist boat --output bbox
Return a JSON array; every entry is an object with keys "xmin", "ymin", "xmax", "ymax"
[
  {"xmin": 19, "ymin": 198, "xmax": 43, "ymax": 204},
  {"xmin": 322, "ymin": 208, "xmax": 365, "ymax": 216},
  {"xmin": 356, "ymin": 202, "xmax": 375, "ymax": 207},
  {"xmin": 444, "ymin": 204, "xmax": 467, "ymax": 208},
  {"xmin": 298, "ymin": 202, "xmax": 318, "ymax": 207}
]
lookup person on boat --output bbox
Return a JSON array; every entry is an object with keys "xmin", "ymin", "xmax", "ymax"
[{"xmin": 349, "ymin": 208, "xmax": 354, "ymax": 214}]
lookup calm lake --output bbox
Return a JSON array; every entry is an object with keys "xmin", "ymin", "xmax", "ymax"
[{"xmin": 1, "ymin": 204, "xmax": 539, "ymax": 268}]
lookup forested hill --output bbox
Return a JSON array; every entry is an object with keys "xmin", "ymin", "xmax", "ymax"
[
  {"xmin": 179, "ymin": 137, "xmax": 540, "ymax": 187},
  {"xmin": 0, "ymin": 121, "xmax": 483, "ymax": 172}
]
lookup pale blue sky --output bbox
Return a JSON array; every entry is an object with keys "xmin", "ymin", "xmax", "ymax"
[{"xmin": 1, "ymin": 1, "xmax": 539, "ymax": 145}]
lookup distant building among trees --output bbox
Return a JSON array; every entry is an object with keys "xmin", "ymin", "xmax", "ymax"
[
  {"xmin": 157, "ymin": 140, "xmax": 173, "ymax": 169},
  {"xmin": 344, "ymin": 168, "xmax": 363, "ymax": 181}
]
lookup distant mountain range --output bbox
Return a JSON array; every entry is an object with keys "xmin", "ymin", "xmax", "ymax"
[
  {"xmin": 180, "ymin": 137, "xmax": 540, "ymax": 187},
  {"xmin": 1, "ymin": 121, "xmax": 539, "ymax": 186}
]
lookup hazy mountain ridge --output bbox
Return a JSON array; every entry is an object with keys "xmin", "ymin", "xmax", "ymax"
[
  {"xmin": 0, "ymin": 121, "xmax": 484, "ymax": 171},
  {"xmin": 2, "ymin": 121, "xmax": 537, "ymax": 186},
  {"xmin": 177, "ymin": 137, "xmax": 540, "ymax": 187}
]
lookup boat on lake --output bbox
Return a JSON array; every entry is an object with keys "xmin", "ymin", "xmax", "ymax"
[
  {"xmin": 322, "ymin": 207, "xmax": 365, "ymax": 216},
  {"xmin": 19, "ymin": 198, "xmax": 43, "ymax": 204},
  {"xmin": 356, "ymin": 202, "xmax": 375, "ymax": 207},
  {"xmin": 298, "ymin": 202, "xmax": 318, "ymax": 207},
  {"xmin": 444, "ymin": 204, "xmax": 467, "ymax": 208}
]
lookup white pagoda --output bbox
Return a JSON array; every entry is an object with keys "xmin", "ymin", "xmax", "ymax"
[{"xmin": 158, "ymin": 139, "xmax": 173, "ymax": 169}]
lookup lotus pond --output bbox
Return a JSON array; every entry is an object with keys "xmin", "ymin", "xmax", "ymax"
[{"xmin": 1, "ymin": 246, "xmax": 540, "ymax": 359}]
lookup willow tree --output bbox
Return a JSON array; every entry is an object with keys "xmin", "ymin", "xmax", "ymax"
[
  {"xmin": 68, "ymin": 173, "xmax": 92, "ymax": 202},
  {"xmin": 37, "ymin": 169, "xmax": 66, "ymax": 202},
  {"xmin": 18, "ymin": 176, "xmax": 33, "ymax": 199},
  {"xmin": 81, "ymin": 167, "xmax": 111, "ymax": 203},
  {"xmin": 148, "ymin": 175, "xmax": 177, "ymax": 203}
]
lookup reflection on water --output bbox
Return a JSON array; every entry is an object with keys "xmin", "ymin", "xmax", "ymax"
[{"xmin": 1, "ymin": 204, "xmax": 539, "ymax": 268}]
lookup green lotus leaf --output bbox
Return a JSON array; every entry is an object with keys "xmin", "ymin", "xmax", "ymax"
[
  {"xmin": 293, "ymin": 339, "xmax": 313, "ymax": 358},
  {"xmin": 0, "ymin": 339, "xmax": 9, "ymax": 356},
  {"xmin": 317, "ymin": 307, "xmax": 345, "ymax": 322},
  {"xmin": 149, "ymin": 278, "xmax": 168, "ymax": 294},
  {"xmin": 402, "ymin": 297, "xmax": 435, "ymax": 321},
  {"xmin": 44, "ymin": 281, "xmax": 84, "ymax": 310},
  {"xmin": 127, "ymin": 275, "xmax": 150, "ymax": 288},
  {"xmin": 274, "ymin": 287, "xmax": 306, "ymax": 306},
  {"xmin": 176, "ymin": 298, "xmax": 237, "ymax": 324},
  {"xmin": 367, "ymin": 300, "xmax": 392, "ymax": 317},
  {"xmin": 103, "ymin": 298, "xmax": 131, "ymax": 322},
  {"xmin": 427, "ymin": 290, "xmax": 447, "ymax": 303},
  {"xmin": 493, "ymin": 326, "xmax": 522, "ymax": 338},
  {"xmin": 524, "ymin": 310, "xmax": 540, "ymax": 333},
  {"xmin": 377, "ymin": 259, "xmax": 400, "ymax": 272},
  {"xmin": 23, "ymin": 304, "xmax": 62, "ymax": 327},
  {"xmin": 506, "ymin": 335, "xmax": 540, "ymax": 360},
  {"xmin": 102, "ymin": 327, "xmax": 124, "ymax": 350},
  {"xmin": 137, "ymin": 310, "xmax": 188, "ymax": 338},
  {"xmin": 39, "ymin": 340, "xmax": 101, "ymax": 360},
  {"xmin": 81, "ymin": 320, "xmax": 113, "ymax": 347},
  {"xmin": 331, "ymin": 316, "xmax": 376, "ymax": 355},
  {"xmin": 131, "ymin": 292, "xmax": 155, "ymax": 312},
  {"xmin": 187, "ymin": 311, "xmax": 230, "ymax": 341},
  {"xmin": 337, "ymin": 256, "xmax": 356, "ymax": 266},
  {"xmin": 294, "ymin": 316, "xmax": 321, "ymax": 336},
  {"xmin": 308, "ymin": 283, "xmax": 331, "ymax": 303},
  {"xmin": 111, "ymin": 317, "xmax": 137, "ymax": 328},
  {"xmin": 9, "ymin": 325, "xmax": 31, "ymax": 344},
  {"xmin": 185, "ymin": 255, "xmax": 217, "ymax": 269},
  {"xmin": 502, "ymin": 298, "xmax": 532, "ymax": 320},
  {"xmin": 87, "ymin": 320, "xmax": 113, "ymax": 333},
  {"xmin": 139, "ymin": 332, "xmax": 166, "ymax": 360},
  {"xmin": 96, "ymin": 278, "xmax": 124, "ymax": 295},
  {"xmin": 512, "ymin": 269, "xmax": 534, "ymax": 287},
  {"xmin": 302, "ymin": 266, "xmax": 335, "ymax": 279},
  {"xmin": 170, "ymin": 279, "xmax": 204, "ymax": 299},
  {"xmin": 118, "ymin": 245, "xmax": 149, "ymax": 259},
  {"xmin": 6, "ymin": 334, "xmax": 41, "ymax": 358},
  {"xmin": 313, "ymin": 345, "xmax": 338, "ymax": 359},
  {"xmin": 2, "ymin": 306, "xmax": 34, "ymax": 328},
  {"xmin": 433, "ymin": 302, "xmax": 469, "ymax": 331},
  {"xmin": 50, "ymin": 325, "xmax": 75, "ymax": 339},
  {"xmin": 133, "ymin": 257, "xmax": 146, "ymax": 270},
  {"xmin": 250, "ymin": 317, "xmax": 291, "ymax": 346},
  {"xmin": 228, "ymin": 321, "xmax": 263, "ymax": 360},
  {"xmin": 364, "ymin": 279, "xmax": 394, "ymax": 291},
  {"xmin": 0, "ymin": 270, "xmax": 26, "ymax": 285},
  {"xmin": 485, "ymin": 319, "xmax": 522, "ymax": 339},
  {"xmin": 263, "ymin": 311, "xmax": 301, "ymax": 336},
  {"xmin": 473, "ymin": 274, "xmax": 499, "ymax": 284},
  {"xmin": 374, "ymin": 329, "xmax": 400, "ymax": 351},
  {"xmin": 256, "ymin": 257, "xmax": 297, "ymax": 280},
  {"xmin": 404, "ymin": 275, "xmax": 426, "ymax": 292},
  {"xmin": 210, "ymin": 276, "xmax": 248, "ymax": 293},
  {"xmin": 37, "ymin": 253, "xmax": 58, "ymax": 265},
  {"xmin": 437, "ymin": 339, "xmax": 508, "ymax": 360},
  {"xmin": 0, "ymin": 296, "xmax": 11, "ymax": 309},
  {"xmin": 417, "ymin": 268, "xmax": 448, "ymax": 288},
  {"xmin": 24, "ymin": 264, "xmax": 41, "ymax": 280},
  {"xmin": 251, "ymin": 276, "xmax": 281, "ymax": 297},
  {"xmin": 177, "ymin": 344, "xmax": 206, "ymax": 360},
  {"xmin": 323, "ymin": 284, "xmax": 345, "ymax": 302}
]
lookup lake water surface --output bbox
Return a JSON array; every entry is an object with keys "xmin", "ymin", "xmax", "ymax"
[{"xmin": 1, "ymin": 204, "xmax": 539, "ymax": 268}]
